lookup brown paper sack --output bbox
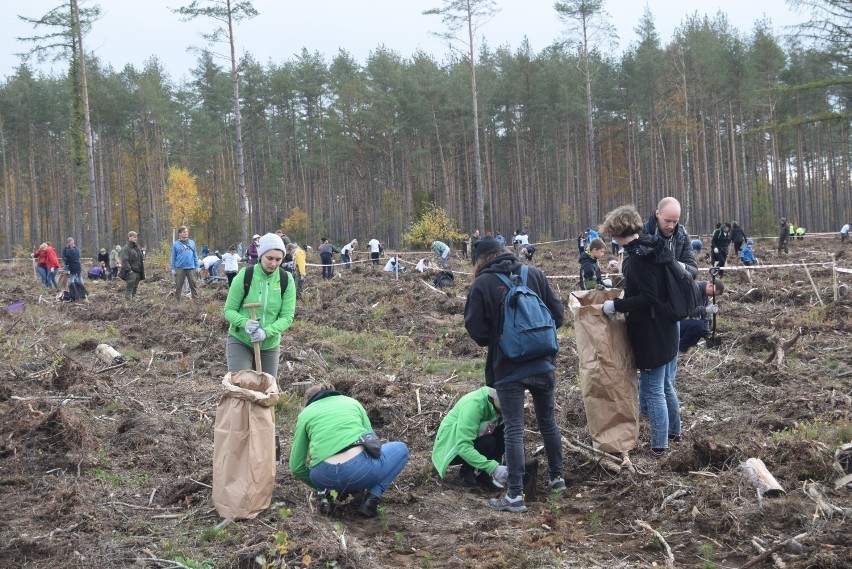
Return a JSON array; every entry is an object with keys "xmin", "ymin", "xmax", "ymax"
[
  {"xmin": 569, "ymin": 289, "xmax": 639, "ymax": 453},
  {"xmin": 213, "ymin": 370, "xmax": 280, "ymax": 519}
]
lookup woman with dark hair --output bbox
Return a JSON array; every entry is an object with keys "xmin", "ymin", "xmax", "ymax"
[{"xmin": 289, "ymin": 382, "xmax": 409, "ymax": 517}]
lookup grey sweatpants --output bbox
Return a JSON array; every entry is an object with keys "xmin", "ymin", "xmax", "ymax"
[{"xmin": 225, "ymin": 335, "xmax": 280, "ymax": 378}]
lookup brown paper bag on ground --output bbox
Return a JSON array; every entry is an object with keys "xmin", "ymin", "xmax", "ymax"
[
  {"xmin": 569, "ymin": 289, "xmax": 639, "ymax": 453},
  {"xmin": 212, "ymin": 370, "xmax": 280, "ymax": 519}
]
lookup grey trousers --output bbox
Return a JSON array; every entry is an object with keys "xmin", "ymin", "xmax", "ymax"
[{"xmin": 225, "ymin": 335, "xmax": 280, "ymax": 378}]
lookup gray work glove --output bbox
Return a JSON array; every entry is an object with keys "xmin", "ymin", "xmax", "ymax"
[
  {"xmin": 245, "ymin": 319, "xmax": 260, "ymax": 334},
  {"xmin": 705, "ymin": 304, "xmax": 719, "ymax": 314},
  {"xmin": 602, "ymin": 300, "xmax": 616, "ymax": 317},
  {"xmin": 250, "ymin": 328, "xmax": 267, "ymax": 343},
  {"xmin": 493, "ymin": 465, "xmax": 509, "ymax": 485},
  {"xmin": 713, "ymin": 247, "xmax": 719, "ymax": 254}
]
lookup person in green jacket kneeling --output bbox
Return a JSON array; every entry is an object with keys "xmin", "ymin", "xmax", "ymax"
[
  {"xmin": 289, "ymin": 383, "xmax": 410, "ymax": 517},
  {"xmin": 432, "ymin": 387, "xmax": 506, "ymax": 491}
]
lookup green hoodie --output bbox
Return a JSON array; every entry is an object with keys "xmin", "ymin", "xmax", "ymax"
[
  {"xmin": 431, "ymin": 387, "xmax": 501, "ymax": 477},
  {"xmin": 223, "ymin": 265, "xmax": 296, "ymax": 350}
]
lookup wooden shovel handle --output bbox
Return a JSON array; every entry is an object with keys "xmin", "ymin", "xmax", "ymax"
[{"xmin": 244, "ymin": 303, "xmax": 263, "ymax": 374}]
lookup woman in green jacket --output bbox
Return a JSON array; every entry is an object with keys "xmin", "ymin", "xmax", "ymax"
[
  {"xmin": 289, "ymin": 383, "xmax": 409, "ymax": 517},
  {"xmin": 223, "ymin": 233, "xmax": 296, "ymax": 377},
  {"xmin": 432, "ymin": 387, "xmax": 505, "ymax": 490}
]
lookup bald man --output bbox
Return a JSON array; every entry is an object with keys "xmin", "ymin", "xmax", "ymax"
[{"xmin": 642, "ymin": 197, "xmax": 698, "ymax": 279}]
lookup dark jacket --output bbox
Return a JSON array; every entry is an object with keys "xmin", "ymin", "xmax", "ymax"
[
  {"xmin": 62, "ymin": 246, "xmax": 82, "ymax": 274},
  {"xmin": 643, "ymin": 214, "xmax": 697, "ymax": 279},
  {"xmin": 464, "ymin": 254, "xmax": 565, "ymax": 386},
  {"xmin": 612, "ymin": 234, "xmax": 678, "ymax": 369},
  {"xmin": 578, "ymin": 251, "xmax": 602, "ymax": 290},
  {"xmin": 711, "ymin": 228, "xmax": 732, "ymax": 252},
  {"xmin": 120, "ymin": 241, "xmax": 145, "ymax": 279},
  {"xmin": 689, "ymin": 280, "xmax": 711, "ymax": 319},
  {"xmin": 730, "ymin": 225, "xmax": 746, "ymax": 244}
]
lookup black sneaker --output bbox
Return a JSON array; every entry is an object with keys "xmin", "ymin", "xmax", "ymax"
[
  {"xmin": 459, "ymin": 468, "xmax": 478, "ymax": 488},
  {"xmin": 668, "ymin": 433, "xmax": 682, "ymax": 443},
  {"xmin": 548, "ymin": 477, "xmax": 567, "ymax": 493}
]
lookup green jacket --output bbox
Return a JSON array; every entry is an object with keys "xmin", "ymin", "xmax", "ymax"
[
  {"xmin": 223, "ymin": 266, "xmax": 296, "ymax": 351},
  {"xmin": 431, "ymin": 387, "xmax": 501, "ymax": 477},
  {"xmin": 289, "ymin": 394, "xmax": 372, "ymax": 488}
]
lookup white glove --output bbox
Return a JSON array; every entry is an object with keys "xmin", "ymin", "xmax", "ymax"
[
  {"xmin": 601, "ymin": 278, "xmax": 612, "ymax": 288},
  {"xmin": 245, "ymin": 319, "xmax": 259, "ymax": 334},
  {"xmin": 493, "ymin": 465, "xmax": 509, "ymax": 485},
  {"xmin": 250, "ymin": 328, "xmax": 267, "ymax": 343},
  {"xmin": 705, "ymin": 304, "xmax": 719, "ymax": 314},
  {"xmin": 713, "ymin": 247, "xmax": 719, "ymax": 254},
  {"xmin": 602, "ymin": 300, "xmax": 616, "ymax": 317},
  {"xmin": 678, "ymin": 261, "xmax": 686, "ymax": 271}
]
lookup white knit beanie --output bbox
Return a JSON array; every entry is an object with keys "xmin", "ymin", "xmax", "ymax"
[{"xmin": 256, "ymin": 233, "xmax": 286, "ymax": 258}]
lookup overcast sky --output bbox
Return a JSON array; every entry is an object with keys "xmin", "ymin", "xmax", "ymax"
[{"xmin": 2, "ymin": 0, "xmax": 807, "ymax": 82}]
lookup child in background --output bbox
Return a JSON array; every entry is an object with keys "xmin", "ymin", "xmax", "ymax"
[
  {"xmin": 740, "ymin": 239, "xmax": 756, "ymax": 266},
  {"xmin": 579, "ymin": 238, "xmax": 608, "ymax": 290}
]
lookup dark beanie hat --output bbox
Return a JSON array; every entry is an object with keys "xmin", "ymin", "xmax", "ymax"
[{"xmin": 472, "ymin": 236, "xmax": 505, "ymax": 263}]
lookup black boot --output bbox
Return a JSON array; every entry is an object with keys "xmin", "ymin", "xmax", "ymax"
[
  {"xmin": 458, "ymin": 466, "xmax": 478, "ymax": 487},
  {"xmin": 358, "ymin": 493, "xmax": 381, "ymax": 517}
]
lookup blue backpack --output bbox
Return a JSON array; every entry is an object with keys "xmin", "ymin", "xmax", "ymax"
[{"xmin": 494, "ymin": 265, "xmax": 559, "ymax": 362}]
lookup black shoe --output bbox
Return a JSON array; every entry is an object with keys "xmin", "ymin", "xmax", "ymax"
[
  {"xmin": 459, "ymin": 468, "xmax": 478, "ymax": 488},
  {"xmin": 317, "ymin": 490, "xmax": 334, "ymax": 516},
  {"xmin": 358, "ymin": 493, "xmax": 381, "ymax": 517},
  {"xmin": 475, "ymin": 470, "xmax": 503, "ymax": 491}
]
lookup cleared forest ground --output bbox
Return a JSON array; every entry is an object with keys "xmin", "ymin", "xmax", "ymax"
[{"xmin": 1, "ymin": 236, "xmax": 851, "ymax": 568}]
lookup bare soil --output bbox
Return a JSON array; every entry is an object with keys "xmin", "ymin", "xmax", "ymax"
[{"xmin": 1, "ymin": 238, "xmax": 851, "ymax": 569}]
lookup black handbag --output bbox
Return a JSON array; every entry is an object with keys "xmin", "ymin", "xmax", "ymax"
[{"xmin": 356, "ymin": 431, "xmax": 382, "ymax": 458}]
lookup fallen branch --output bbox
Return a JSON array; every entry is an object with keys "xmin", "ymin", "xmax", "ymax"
[
  {"xmin": 12, "ymin": 395, "xmax": 91, "ymax": 402},
  {"xmin": 741, "ymin": 533, "xmax": 808, "ymax": 569},
  {"xmin": 562, "ymin": 437, "xmax": 624, "ymax": 474},
  {"xmin": 764, "ymin": 327, "xmax": 802, "ymax": 368},
  {"xmin": 634, "ymin": 519, "xmax": 674, "ymax": 567},
  {"xmin": 654, "ymin": 488, "xmax": 688, "ymax": 514}
]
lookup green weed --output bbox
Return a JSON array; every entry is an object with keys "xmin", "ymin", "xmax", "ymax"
[
  {"xmin": 698, "ymin": 543, "xmax": 716, "ymax": 569},
  {"xmin": 771, "ymin": 418, "xmax": 852, "ymax": 446},
  {"xmin": 588, "ymin": 511, "xmax": 601, "ymax": 534},
  {"xmin": 92, "ymin": 468, "xmax": 122, "ymax": 488}
]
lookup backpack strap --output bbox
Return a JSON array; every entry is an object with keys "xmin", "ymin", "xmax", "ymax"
[{"xmin": 240, "ymin": 265, "xmax": 289, "ymax": 308}]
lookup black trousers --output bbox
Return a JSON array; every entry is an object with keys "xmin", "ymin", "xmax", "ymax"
[{"xmin": 450, "ymin": 424, "xmax": 505, "ymax": 472}]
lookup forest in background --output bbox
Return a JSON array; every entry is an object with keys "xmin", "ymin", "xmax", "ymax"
[{"xmin": 0, "ymin": 1, "xmax": 850, "ymax": 259}]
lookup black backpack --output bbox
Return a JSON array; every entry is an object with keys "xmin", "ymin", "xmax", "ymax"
[
  {"xmin": 433, "ymin": 271, "xmax": 454, "ymax": 288},
  {"xmin": 68, "ymin": 281, "xmax": 88, "ymax": 301},
  {"xmin": 240, "ymin": 265, "xmax": 291, "ymax": 306},
  {"xmin": 655, "ymin": 257, "xmax": 696, "ymax": 321}
]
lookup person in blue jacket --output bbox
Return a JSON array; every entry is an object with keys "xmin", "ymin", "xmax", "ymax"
[
  {"xmin": 171, "ymin": 226, "xmax": 200, "ymax": 300},
  {"xmin": 223, "ymin": 233, "xmax": 295, "ymax": 377},
  {"xmin": 62, "ymin": 237, "xmax": 83, "ymax": 285},
  {"xmin": 740, "ymin": 239, "xmax": 756, "ymax": 266}
]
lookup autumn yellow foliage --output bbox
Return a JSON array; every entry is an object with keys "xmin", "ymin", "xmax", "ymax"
[
  {"xmin": 402, "ymin": 205, "xmax": 467, "ymax": 249},
  {"xmin": 165, "ymin": 166, "xmax": 208, "ymax": 229}
]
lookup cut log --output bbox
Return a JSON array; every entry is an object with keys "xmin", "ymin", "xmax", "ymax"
[
  {"xmin": 739, "ymin": 457, "xmax": 785, "ymax": 499},
  {"xmin": 96, "ymin": 344, "xmax": 125, "ymax": 366}
]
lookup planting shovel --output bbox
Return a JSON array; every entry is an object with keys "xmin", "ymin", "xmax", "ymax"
[
  {"xmin": 242, "ymin": 302, "xmax": 281, "ymax": 463},
  {"xmin": 705, "ymin": 268, "xmax": 722, "ymax": 349}
]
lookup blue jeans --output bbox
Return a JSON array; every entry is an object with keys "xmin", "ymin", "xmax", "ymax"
[
  {"xmin": 640, "ymin": 322, "xmax": 680, "ymax": 416},
  {"xmin": 69, "ymin": 271, "xmax": 83, "ymax": 285},
  {"xmin": 639, "ymin": 354, "xmax": 681, "ymax": 449},
  {"xmin": 36, "ymin": 265, "xmax": 50, "ymax": 287},
  {"xmin": 496, "ymin": 372, "xmax": 563, "ymax": 498},
  {"xmin": 309, "ymin": 441, "xmax": 409, "ymax": 497},
  {"xmin": 341, "ymin": 253, "xmax": 351, "ymax": 269}
]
